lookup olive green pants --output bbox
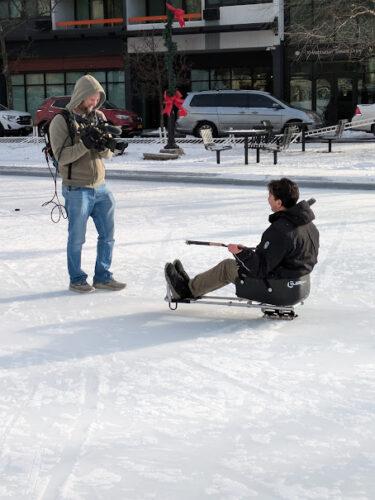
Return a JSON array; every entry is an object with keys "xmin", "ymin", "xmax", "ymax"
[{"xmin": 188, "ymin": 258, "xmax": 239, "ymax": 297}]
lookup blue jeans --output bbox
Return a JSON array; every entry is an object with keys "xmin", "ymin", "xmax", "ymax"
[{"xmin": 62, "ymin": 184, "xmax": 115, "ymax": 284}]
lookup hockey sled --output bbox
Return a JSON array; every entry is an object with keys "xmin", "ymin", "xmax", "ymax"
[{"xmin": 165, "ymin": 275, "xmax": 311, "ymax": 320}]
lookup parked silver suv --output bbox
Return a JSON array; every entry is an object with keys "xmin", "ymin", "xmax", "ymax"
[{"xmin": 176, "ymin": 90, "xmax": 322, "ymax": 137}]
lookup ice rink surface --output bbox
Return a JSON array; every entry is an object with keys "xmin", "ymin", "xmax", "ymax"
[{"xmin": 0, "ymin": 177, "xmax": 375, "ymax": 499}]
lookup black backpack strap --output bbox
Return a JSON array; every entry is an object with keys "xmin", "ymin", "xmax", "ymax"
[{"xmin": 60, "ymin": 109, "xmax": 76, "ymax": 180}]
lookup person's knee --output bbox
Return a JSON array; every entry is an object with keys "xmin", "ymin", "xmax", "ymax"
[{"xmin": 222, "ymin": 258, "xmax": 238, "ymax": 282}]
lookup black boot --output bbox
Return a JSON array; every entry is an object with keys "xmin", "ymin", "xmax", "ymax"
[
  {"xmin": 173, "ymin": 259, "xmax": 190, "ymax": 283},
  {"xmin": 165, "ymin": 263, "xmax": 193, "ymax": 300}
]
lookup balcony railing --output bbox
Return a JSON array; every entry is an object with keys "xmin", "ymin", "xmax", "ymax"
[
  {"xmin": 55, "ymin": 17, "xmax": 123, "ymax": 29},
  {"xmin": 128, "ymin": 13, "xmax": 202, "ymax": 25}
]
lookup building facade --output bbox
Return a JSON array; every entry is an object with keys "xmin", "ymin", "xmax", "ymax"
[
  {"xmin": 1, "ymin": 0, "xmax": 285, "ymax": 127},
  {"xmin": 285, "ymin": 0, "xmax": 375, "ymax": 124},
  {"xmin": 1, "ymin": 0, "xmax": 373, "ymax": 127}
]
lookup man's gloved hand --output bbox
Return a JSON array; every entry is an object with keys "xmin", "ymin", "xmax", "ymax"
[{"xmin": 80, "ymin": 126, "xmax": 106, "ymax": 151}]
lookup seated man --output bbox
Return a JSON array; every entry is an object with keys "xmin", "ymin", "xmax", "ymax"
[{"xmin": 165, "ymin": 177, "xmax": 319, "ymax": 300}]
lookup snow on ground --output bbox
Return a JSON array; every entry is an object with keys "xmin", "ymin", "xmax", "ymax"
[
  {"xmin": 1, "ymin": 175, "xmax": 375, "ymax": 499},
  {"xmin": 0, "ymin": 130, "xmax": 374, "ymax": 185}
]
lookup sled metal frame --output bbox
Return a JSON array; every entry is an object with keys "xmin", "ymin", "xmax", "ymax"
[{"xmin": 165, "ymin": 284, "xmax": 302, "ymax": 319}]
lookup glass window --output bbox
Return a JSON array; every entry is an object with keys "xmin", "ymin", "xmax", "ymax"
[
  {"xmin": 232, "ymin": 68, "xmax": 251, "ymax": 79},
  {"xmin": 211, "ymin": 68, "xmax": 230, "ymax": 82},
  {"xmin": 190, "ymin": 94, "xmax": 218, "ymax": 107},
  {"xmin": 12, "ymin": 86, "xmax": 26, "ymax": 112},
  {"xmin": 107, "ymin": 82, "xmax": 125, "ymax": 108},
  {"xmin": 218, "ymin": 93, "xmax": 249, "ymax": 107},
  {"xmin": 76, "ymin": 0, "xmax": 89, "ymax": 20},
  {"xmin": 191, "ymin": 81, "xmax": 210, "ymax": 91},
  {"xmin": 106, "ymin": 0, "xmax": 122, "ymax": 18},
  {"xmin": 46, "ymin": 85, "xmax": 65, "ymax": 97},
  {"xmin": 66, "ymin": 84, "xmax": 75, "ymax": 95},
  {"xmin": 66, "ymin": 72, "xmax": 85, "ymax": 84},
  {"xmin": 10, "ymin": 0, "xmax": 22, "ymax": 17},
  {"xmin": 26, "ymin": 86, "xmax": 45, "ymax": 119},
  {"xmin": 0, "ymin": 1, "xmax": 8, "ymax": 18},
  {"xmin": 147, "ymin": 0, "xmax": 164, "ymax": 16},
  {"xmin": 290, "ymin": 76, "xmax": 312, "ymax": 110},
  {"xmin": 232, "ymin": 80, "xmax": 253, "ymax": 90},
  {"xmin": 11, "ymin": 74, "xmax": 24, "ymax": 85},
  {"xmin": 46, "ymin": 73, "xmax": 64, "ymax": 84},
  {"xmin": 38, "ymin": 0, "xmax": 51, "ymax": 15},
  {"xmin": 89, "ymin": 71, "xmax": 106, "ymax": 83},
  {"xmin": 252, "ymin": 70, "xmax": 268, "ymax": 91},
  {"xmin": 92, "ymin": 0, "xmax": 104, "ymax": 19},
  {"xmin": 316, "ymin": 78, "xmax": 331, "ymax": 116},
  {"xmin": 248, "ymin": 94, "xmax": 274, "ymax": 108},
  {"xmin": 211, "ymin": 80, "xmax": 230, "ymax": 90},
  {"xmin": 191, "ymin": 69, "xmax": 209, "ymax": 82},
  {"xmin": 184, "ymin": 0, "xmax": 201, "ymax": 13},
  {"xmin": 107, "ymin": 70, "xmax": 124, "ymax": 83},
  {"xmin": 26, "ymin": 74, "xmax": 44, "ymax": 85}
]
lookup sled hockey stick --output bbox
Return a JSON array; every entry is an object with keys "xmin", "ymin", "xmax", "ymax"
[
  {"xmin": 186, "ymin": 199, "xmax": 316, "ymax": 249},
  {"xmin": 185, "ymin": 240, "xmax": 228, "ymax": 247}
]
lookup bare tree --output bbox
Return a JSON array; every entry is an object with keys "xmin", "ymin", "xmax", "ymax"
[
  {"xmin": 285, "ymin": 0, "xmax": 375, "ymax": 61},
  {"xmin": 126, "ymin": 30, "xmax": 191, "ymax": 129}
]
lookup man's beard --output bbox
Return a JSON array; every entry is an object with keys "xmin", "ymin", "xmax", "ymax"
[{"xmin": 77, "ymin": 103, "xmax": 94, "ymax": 114}]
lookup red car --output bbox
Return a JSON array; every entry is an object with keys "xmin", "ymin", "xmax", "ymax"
[{"xmin": 35, "ymin": 96, "xmax": 143, "ymax": 136}]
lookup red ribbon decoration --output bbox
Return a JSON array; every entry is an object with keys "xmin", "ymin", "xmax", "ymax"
[
  {"xmin": 166, "ymin": 2, "xmax": 186, "ymax": 28},
  {"xmin": 163, "ymin": 90, "xmax": 188, "ymax": 117}
]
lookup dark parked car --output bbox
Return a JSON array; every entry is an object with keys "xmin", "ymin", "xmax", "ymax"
[{"xmin": 35, "ymin": 96, "xmax": 143, "ymax": 137}]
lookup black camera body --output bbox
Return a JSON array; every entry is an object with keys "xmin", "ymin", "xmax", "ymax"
[{"xmin": 76, "ymin": 114, "xmax": 128, "ymax": 155}]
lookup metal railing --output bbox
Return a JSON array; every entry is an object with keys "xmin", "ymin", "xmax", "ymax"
[{"xmin": 55, "ymin": 17, "xmax": 123, "ymax": 29}]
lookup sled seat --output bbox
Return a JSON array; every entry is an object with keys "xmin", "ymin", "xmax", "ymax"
[{"xmin": 235, "ymin": 274, "xmax": 311, "ymax": 306}]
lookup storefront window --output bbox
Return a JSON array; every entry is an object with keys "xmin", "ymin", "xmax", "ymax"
[
  {"xmin": 290, "ymin": 76, "xmax": 312, "ymax": 110},
  {"xmin": 46, "ymin": 73, "xmax": 64, "ymax": 84},
  {"xmin": 26, "ymin": 86, "xmax": 45, "ymax": 118},
  {"xmin": 90, "ymin": 71, "xmax": 106, "ymax": 83},
  {"xmin": 38, "ymin": 0, "xmax": 50, "ymax": 15},
  {"xmin": 107, "ymin": 83, "xmax": 125, "ymax": 107},
  {"xmin": 66, "ymin": 72, "xmax": 85, "ymax": 84},
  {"xmin": 10, "ymin": 70, "xmax": 126, "ymax": 116},
  {"xmin": 190, "ymin": 66, "xmax": 271, "ymax": 92},
  {"xmin": 46, "ymin": 85, "xmax": 65, "ymax": 97},
  {"xmin": 12, "ymin": 86, "xmax": 25, "ymax": 112},
  {"xmin": 316, "ymin": 78, "xmax": 331, "ymax": 117}
]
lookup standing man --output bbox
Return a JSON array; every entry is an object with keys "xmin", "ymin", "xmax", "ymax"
[
  {"xmin": 49, "ymin": 74, "xmax": 126, "ymax": 293},
  {"xmin": 165, "ymin": 178, "xmax": 319, "ymax": 299}
]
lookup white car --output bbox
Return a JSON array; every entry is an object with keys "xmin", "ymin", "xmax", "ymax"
[
  {"xmin": 351, "ymin": 104, "xmax": 375, "ymax": 135},
  {"xmin": 0, "ymin": 104, "xmax": 33, "ymax": 136}
]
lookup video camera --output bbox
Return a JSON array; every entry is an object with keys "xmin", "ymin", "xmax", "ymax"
[{"xmin": 76, "ymin": 114, "xmax": 128, "ymax": 155}]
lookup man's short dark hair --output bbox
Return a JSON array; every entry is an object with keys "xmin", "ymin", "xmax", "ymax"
[{"xmin": 267, "ymin": 178, "xmax": 299, "ymax": 208}]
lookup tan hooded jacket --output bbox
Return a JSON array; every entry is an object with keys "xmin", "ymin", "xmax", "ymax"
[{"xmin": 49, "ymin": 74, "xmax": 113, "ymax": 188}]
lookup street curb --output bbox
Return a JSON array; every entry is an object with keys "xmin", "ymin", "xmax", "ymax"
[{"xmin": 0, "ymin": 165, "xmax": 374, "ymax": 191}]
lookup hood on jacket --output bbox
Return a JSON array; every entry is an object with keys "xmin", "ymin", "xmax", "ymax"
[
  {"xmin": 66, "ymin": 75, "xmax": 105, "ymax": 112},
  {"xmin": 269, "ymin": 200, "xmax": 315, "ymax": 227}
]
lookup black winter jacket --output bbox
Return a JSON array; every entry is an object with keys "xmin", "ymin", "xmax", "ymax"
[{"xmin": 235, "ymin": 200, "xmax": 319, "ymax": 279}]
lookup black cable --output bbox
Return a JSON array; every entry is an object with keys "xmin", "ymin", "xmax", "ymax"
[{"xmin": 41, "ymin": 145, "xmax": 68, "ymax": 223}]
